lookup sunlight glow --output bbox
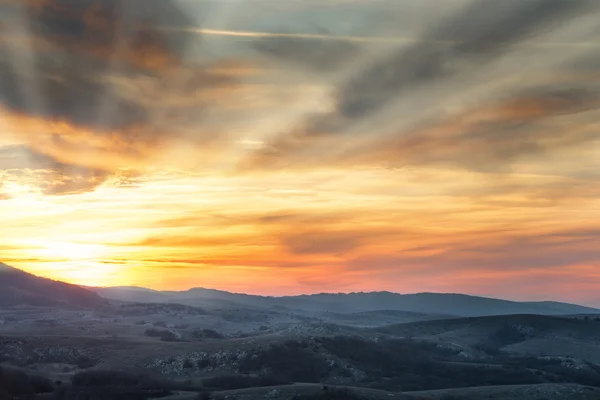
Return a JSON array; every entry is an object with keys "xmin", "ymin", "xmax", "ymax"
[{"xmin": 35, "ymin": 242, "xmax": 110, "ymax": 262}]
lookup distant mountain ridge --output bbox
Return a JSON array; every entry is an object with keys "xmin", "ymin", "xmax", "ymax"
[
  {"xmin": 0, "ymin": 263, "xmax": 106, "ymax": 308},
  {"xmin": 2, "ymin": 263, "xmax": 597, "ymax": 316},
  {"xmin": 88, "ymin": 285, "xmax": 600, "ymax": 317}
]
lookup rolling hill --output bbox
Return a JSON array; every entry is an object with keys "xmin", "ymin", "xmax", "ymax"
[{"xmin": 0, "ymin": 263, "xmax": 106, "ymax": 307}]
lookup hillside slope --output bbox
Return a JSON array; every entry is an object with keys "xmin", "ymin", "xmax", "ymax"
[{"xmin": 0, "ymin": 263, "xmax": 106, "ymax": 307}]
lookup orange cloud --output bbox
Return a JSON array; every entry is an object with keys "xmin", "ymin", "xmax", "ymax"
[{"xmin": 23, "ymin": 0, "xmax": 182, "ymax": 71}]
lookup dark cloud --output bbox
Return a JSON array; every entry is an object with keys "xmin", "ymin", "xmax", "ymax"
[
  {"xmin": 0, "ymin": 144, "xmax": 112, "ymax": 194},
  {"xmin": 356, "ymin": 88, "xmax": 600, "ymax": 169},
  {"xmin": 0, "ymin": 0, "xmax": 246, "ymax": 141},
  {"xmin": 252, "ymin": 28, "xmax": 360, "ymax": 71},
  {"xmin": 339, "ymin": 0, "xmax": 593, "ymax": 118},
  {"xmin": 244, "ymin": 83, "xmax": 600, "ymax": 173},
  {"xmin": 239, "ymin": 0, "xmax": 600, "ymax": 175},
  {"xmin": 0, "ymin": 0, "xmax": 266, "ymax": 190},
  {"xmin": 0, "ymin": 0, "xmax": 197, "ymax": 130},
  {"xmin": 1, "ymin": 0, "xmax": 599, "ymax": 197}
]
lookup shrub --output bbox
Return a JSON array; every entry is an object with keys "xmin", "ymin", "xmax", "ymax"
[
  {"xmin": 144, "ymin": 328, "xmax": 179, "ymax": 342},
  {"xmin": 76, "ymin": 355, "xmax": 97, "ymax": 369},
  {"xmin": 197, "ymin": 358, "xmax": 213, "ymax": 369},
  {"xmin": 491, "ymin": 325, "xmax": 527, "ymax": 345},
  {"xmin": 196, "ymin": 391, "xmax": 213, "ymax": 400}
]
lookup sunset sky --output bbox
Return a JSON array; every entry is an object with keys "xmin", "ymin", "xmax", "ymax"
[{"xmin": 1, "ymin": 0, "xmax": 600, "ymax": 306}]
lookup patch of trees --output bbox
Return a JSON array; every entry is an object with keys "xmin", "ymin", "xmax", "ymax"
[
  {"xmin": 202, "ymin": 373, "xmax": 291, "ymax": 390},
  {"xmin": 313, "ymin": 336, "xmax": 546, "ymax": 391},
  {"xmin": 55, "ymin": 370, "xmax": 175, "ymax": 400},
  {"xmin": 292, "ymin": 387, "xmax": 366, "ymax": 400},
  {"xmin": 494, "ymin": 356, "xmax": 600, "ymax": 387},
  {"xmin": 119, "ymin": 303, "xmax": 207, "ymax": 316},
  {"xmin": 318, "ymin": 336, "xmax": 459, "ymax": 367},
  {"xmin": 367, "ymin": 364, "xmax": 543, "ymax": 392},
  {"xmin": 439, "ymin": 395, "xmax": 467, "ymax": 400},
  {"xmin": 0, "ymin": 365, "xmax": 55, "ymax": 397},
  {"xmin": 239, "ymin": 340, "xmax": 333, "ymax": 382},
  {"xmin": 233, "ymin": 335, "xmax": 600, "ymax": 391},
  {"xmin": 71, "ymin": 370, "xmax": 171, "ymax": 390},
  {"xmin": 191, "ymin": 329, "xmax": 224, "ymax": 340},
  {"xmin": 0, "ymin": 345, "xmax": 96, "ymax": 369},
  {"xmin": 219, "ymin": 309, "xmax": 269, "ymax": 323},
  {"xmin": 144, "ymin": 328, "xmax": 179, "ymax": 342},
  {"xmin": 473, "ymin": 324, "xmax": 528, "ymax": 355},
  {"xmin": 490, "ymin": 325, "xmax": 528, "ymax": 345}
]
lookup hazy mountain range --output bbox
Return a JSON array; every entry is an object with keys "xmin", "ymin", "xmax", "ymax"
[
  {"xmin": 89, "ymin": 285, "xmax": 600, "ymax": 317},
  {"xmin": 1, "ymin": 262, "xmax": 599, "ymax": 317}
]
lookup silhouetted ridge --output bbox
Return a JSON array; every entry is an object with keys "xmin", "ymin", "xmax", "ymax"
[{"xmin": 0, "ymin": 263, "xmax": 106, "ymax": 307}]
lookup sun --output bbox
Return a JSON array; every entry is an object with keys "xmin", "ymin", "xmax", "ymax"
[{"xmin": 23, "ymin": 241, "xmax": 127, "ymax": 287}]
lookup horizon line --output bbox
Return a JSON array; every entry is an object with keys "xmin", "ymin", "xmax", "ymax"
[{"xmin": 88, "ymin": 284, "xmax": 600, "ymax": 309}]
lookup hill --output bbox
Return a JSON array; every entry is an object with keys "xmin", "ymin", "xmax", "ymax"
[
  {"xmin": 406, "ymin": 384, "xmax": 600, "ymax": 400},
  {"xmin": 0, "ymin": 263, "xmax": 106, "ymax": 307},
  {"xmin": 90, "ymin": 286, "xmax": 600, "ymax": 317},
  {"xmin": 372, "ymin": 314, "xmax": 600, "ymax": 364}
]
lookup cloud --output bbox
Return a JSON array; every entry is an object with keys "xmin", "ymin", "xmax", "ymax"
[
  {"xmin": 6, "ymin": 0, "xmax": 597, "ymax": 182},
  {"xmin": 0, "ymin": 0, "xmax": 193, "ymax": 129},
  {"xmin": 280, "ymin": 230, "xmax": 366, "ymax": 255},
  {"xmin": 346, "ymin": 225, "xmax": 600, "ymax": 276},
  {"xmin": 0, "ymin": 0, "xmax": 277, "ymax": 190},
  {"xmin": 338, "ymin": 0, "xmax": 593, "ymax": 118},
  {"xmin": 252, "ymin": 27, "xmax": 361, "ymax": 71},
  {"xmin": 0, "ymin": 144, "xmax": 112, "ymax": 194},
  {"xmin": 238, "ymin": 0, "xmax": 600, "ymax": 176},
  {"xmin": 243, "ymin": 88, "xmax": 600, "ymax": 173}
]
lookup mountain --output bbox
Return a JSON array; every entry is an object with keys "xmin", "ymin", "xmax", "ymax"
[
  {"xmin": 0, "ymin": 263, "xmax": 106, "ymax": 307},
  {"xmin": 89, "ymin": 285, "xmax": 600, "ymax": 317},
  {"xmin": 83, "ymin": 286, "xmax": 167, "ymax": 304},
  {"xmin": 4, "ymin": 264, "xmax": 594, "ymax": 316},
  {"xmin": 523, "ymin": 301, "xmax": 600, "ymax": 315}
]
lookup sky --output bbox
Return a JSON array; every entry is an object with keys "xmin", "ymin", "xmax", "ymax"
[{"xmin": 1, "ymin": 0, "xmax": 600, "ymax": 306}]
